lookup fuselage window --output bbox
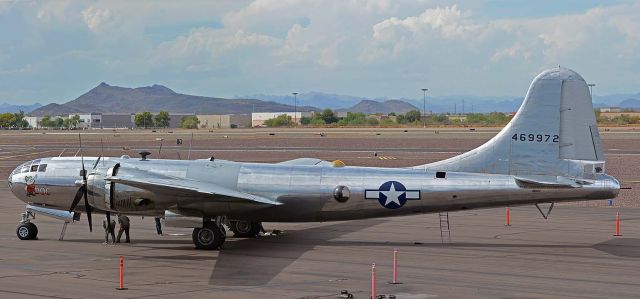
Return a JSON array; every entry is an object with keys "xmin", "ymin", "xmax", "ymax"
[
  {"xmin": 30, "ymin": 164, "xmax": 39, "ymax": 172},
  {"xmin": 38, "ymin": 164, "xmax": 47, "ymax": 172}
]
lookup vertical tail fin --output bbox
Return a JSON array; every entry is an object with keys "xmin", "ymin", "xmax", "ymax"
[{"xmin": 418, "ymin": 67, "xmax": 604, "ymax": 178}]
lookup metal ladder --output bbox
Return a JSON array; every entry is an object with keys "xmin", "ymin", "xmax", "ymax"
[{"xmin": 439, "ymin": 212, "xmax": 451, "ymax": 244}]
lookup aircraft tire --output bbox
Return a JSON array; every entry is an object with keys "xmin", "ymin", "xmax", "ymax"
[
  {"xmin": 16, "ymin": 223, "xmax": 38, "ymax": 240},
  {"xmin": 229, "ymin": 220, "xmax": 261, "ymax": 238},
  {"xmin": 192, "ymin": 222, "xmax": 225, "ymax": 250}
]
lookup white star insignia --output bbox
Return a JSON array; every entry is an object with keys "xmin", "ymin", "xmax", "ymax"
[{"xmin": 381, "ymin": 182, "xmax": 405, "ymax": 207}]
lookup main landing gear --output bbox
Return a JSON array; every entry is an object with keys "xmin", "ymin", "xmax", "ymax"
[
  {"xmin": 228, "ymin": 220, "xmax": 262, "ymax": 238},
  {"xmin": 17, "ymin": 210, "xmax": 38, "ymax": 240},
  {"xmin": 192, "ymin": 221, "xmax": 226, "ymax": 250},
  {"xmin": 191, "ymin": 219, "xmax": 264, "ymax": 249}
]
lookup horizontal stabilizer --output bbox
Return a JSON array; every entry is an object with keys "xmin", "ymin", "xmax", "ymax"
[
  {"xmin": 514, "ymin": 175, "xmax": 587, "ymax": 188},
  {"xmin": 106, "ymin": 176, "xmax": 282, "ymax": 205}
]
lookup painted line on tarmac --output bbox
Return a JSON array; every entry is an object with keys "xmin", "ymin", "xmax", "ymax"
[{"xmin": 0, "ymin": 150, "xmax": 59, "ymax": 160}]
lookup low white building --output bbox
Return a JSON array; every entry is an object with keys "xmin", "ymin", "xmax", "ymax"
[
  {"xmin": 24, "ymin": 116, "xmax": 42, "ymax": 129},
  {"xmin": 70, "ymin": 113, "xmax": 101, "ymax": 129},
  {"xmin": 251, "ymin": 112, "xmax": 313, "ymax": 127}
]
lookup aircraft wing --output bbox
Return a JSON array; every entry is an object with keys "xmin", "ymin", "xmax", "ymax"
[
  {"xmin": 106, "ymin": 176, "xmax": 282, "ymax": 205},
  {"xmin": 277, "ymin": 158, "xmax": 332, "ymax": 166}
]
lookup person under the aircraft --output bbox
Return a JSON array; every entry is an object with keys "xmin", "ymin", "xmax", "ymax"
[
  {"xmin": 103, "ymin": 218, "xmax": 116, "ymax": 244},
  {"xmin": 116, "ymin": 214, "xmax": 131, "ymax": 243},
  {"xmin": 154, "ymin": 216, "xmax": 163, "ymax": 235}
]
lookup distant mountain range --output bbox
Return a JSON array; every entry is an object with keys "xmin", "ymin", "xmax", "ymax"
[
  {"xmin": 29, "ymin": 83, "xmax": 318, "ymax": 116},
  {"xmin": 337, "ymin": 100, "xmax": 419, "ymax": 114},
  {"xmin": 248, "ymin": 91, "xmax": 640, "ymax": 113},
  {"xmin": 0, "ymin": 102, "xmax": 42, "ymax": 113},
  {"xmin": 27, "ymin": 83, "xmax": 640, "ymax": 117}
]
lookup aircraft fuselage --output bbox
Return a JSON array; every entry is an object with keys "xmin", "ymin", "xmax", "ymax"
[{"xmin": 8, "ymin": 157, "xmax": 620, "ymax": 222}]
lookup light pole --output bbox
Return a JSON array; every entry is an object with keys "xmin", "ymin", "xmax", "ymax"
[
  {"xmin": 292, "ymin": 92, "xmax": 298, "ymax": 126},
  {"xmin": 588, "ymin": 83, "xmax": 595, "ymax": 97},
  {"xmin": 421, "ymin": 88, "xmax": 428, "ymax": 128}
]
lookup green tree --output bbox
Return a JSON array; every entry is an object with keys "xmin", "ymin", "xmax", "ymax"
[
  {"xmin": 264, "ymin": 114, "xmax": 293, "ymax": 127},
  {"xmin": 0, "ymin": 113, "xmax": 15, "ymax": 128},
  {"xmin": 300, "ymin": 116, "xmax": 311, "ymax": 125},
  {"xmin": 179, "ymin": 115, "xmax": 199, "ymax": 129},
  {"xmin": 338, "ymin": 112, "xmax": 367, "ymax": 125},
  {"xmin": 310, "ymin": 117, "xmax": 326, "ymax": 126},
  {"xmin": 154, "ymin": 111, "xmax": 171, "ymax": 128},
  {"xmin": 134, "ymin": 112, "xmax": 154, "ymax": 128},
  {"xmin": 320, "ymin": 109, "xmax": 338, "ymax": 124},
  {"xmin": 380, "ymin": 119, "xmax": 395, "ymax": 127},
  {"xmin": 39, "ymin": 115, "xmax": 52, "ymax": 128},
  {"xmin": 366, "ymin": 117, "xmax": 379, "ymax": 126},
  {"xmin": 12, "ymin": 111, "xmax": 28, "ymax": 128},
  {"xmin": 404, "ymin": 110, "xmax": 421, "ymax": 123},
  {"xmin": 69, "ymin": 114, "xmax": 81, "ymax": 129},
  {"xmin": 55, "ymin": 117, "xmax": 65, "ymax": 128}
]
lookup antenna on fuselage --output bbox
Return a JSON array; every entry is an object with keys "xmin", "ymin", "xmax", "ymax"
[
  {"xmin": 59, "ymin": 148, "xmax": 66, "ymax": 157},
  {"xmin": 156, "ymin": 138, "xmax": 164, "ymax": 159},
  {"xmin": 187, "ymin": 132, "xmax": 194, "ymax": 160},
  {"xmin": 100, "ymin": 138, "xmax": 105, "ymax": 166}
]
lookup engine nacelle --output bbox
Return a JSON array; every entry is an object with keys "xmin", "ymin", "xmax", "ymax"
[{"xmin": 88, "ymin": 162, "xmax": 155, "ymax": 213}]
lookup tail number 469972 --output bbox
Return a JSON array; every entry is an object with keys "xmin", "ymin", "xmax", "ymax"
[{"xmin": 512, "ymin": 133, "xmax": 559, "ymax": 143}]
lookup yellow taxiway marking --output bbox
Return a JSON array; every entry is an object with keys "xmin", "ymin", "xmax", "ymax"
[{"xmin": 378, "ymin": 156, "xmax": 397, "ymax": 160}]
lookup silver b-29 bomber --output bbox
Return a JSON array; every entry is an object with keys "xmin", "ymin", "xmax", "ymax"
[{"xmin": 8, "ymin": 67, "xmax": 620, "ymax": 249}]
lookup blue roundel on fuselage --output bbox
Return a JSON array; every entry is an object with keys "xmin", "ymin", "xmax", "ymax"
[{"xmin": 364, "ymin": 181, "xmax": 421, "ymax": 209}]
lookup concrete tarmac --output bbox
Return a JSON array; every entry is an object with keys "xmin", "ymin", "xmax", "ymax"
[{"xmin": 1, "ymin": 183, "xmax": 639, "ymax": 298}]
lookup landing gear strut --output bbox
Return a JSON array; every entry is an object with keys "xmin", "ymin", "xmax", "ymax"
[
  {"xmin": 16, "ymin": 211, "xmax": 38, "ymax": 240},
  {"xmin": 229, "ymin": 220, "xmax": 262, "ymax": 238},
  {"xmin": 192, "ymin": 221, "xmax": 226, "ymax": 250}
]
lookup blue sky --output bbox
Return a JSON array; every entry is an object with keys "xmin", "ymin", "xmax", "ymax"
[{"xmin": 0, "ymin": 0, "xmax": 639, "ymax": 104}]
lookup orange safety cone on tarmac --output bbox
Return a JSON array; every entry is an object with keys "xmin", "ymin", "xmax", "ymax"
[
  {"xmin": 389, "ymin": 248, "xmax": 402, "ymax": 284},
  {"xmin": 371, "ymin": 262, "xmax": 376, "ymax": 299},
  {"xmin": 505, "ymin": 207, "xmax": 511, "ymax": 226},
  {"xmin": 116, "ymin": 256, "xmax": 128, "ymax": 290}
]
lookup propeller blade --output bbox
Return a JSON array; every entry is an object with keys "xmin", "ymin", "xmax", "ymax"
[
  {"xmin": 68, "ymin": 185, "xmax": 85, "ymax": 212},
  {"xmin": 92, "ymin": 156, "xmax": 101, "ymax": 169},
  {"xmin": 77, "ymin": 133, "xmax": 92, "ymax": 232},
  {"xmin": 78, "ymin": 134, "xmax": 86, "ymax": 180},
  {"xmin": 84, "ymin": 189, "xmax": 92, "ymax": 232}
]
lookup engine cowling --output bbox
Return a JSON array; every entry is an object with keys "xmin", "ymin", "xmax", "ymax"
[{"xmin": 88, "ymin": 162, "xmax": 155, "ymax": 212}]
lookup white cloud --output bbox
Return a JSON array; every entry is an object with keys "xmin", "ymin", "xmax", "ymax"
[{"xmin": 81, "ymin": 6, "xmax": 112, "ymax": 31}]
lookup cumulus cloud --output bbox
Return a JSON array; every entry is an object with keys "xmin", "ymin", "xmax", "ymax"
[{"xmin": 81, "ymin": 6, "xmax": 112, "ymax": 31}]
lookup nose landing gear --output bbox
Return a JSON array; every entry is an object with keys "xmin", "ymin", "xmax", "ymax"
[{"xmin": 17, "ymin": 211, "xmax": 38, "ymax": 240}]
